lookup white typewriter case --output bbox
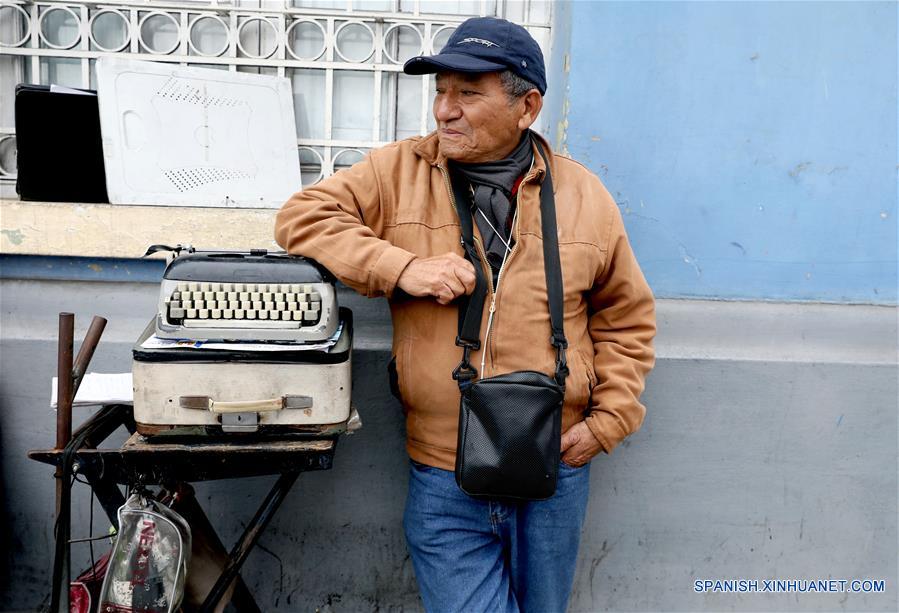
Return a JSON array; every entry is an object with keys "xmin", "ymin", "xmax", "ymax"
[{"xmin": 132, "ymin": 310, "xmax": 353, "ymax": 436}]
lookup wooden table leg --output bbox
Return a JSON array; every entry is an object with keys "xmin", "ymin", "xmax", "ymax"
[
  {"xmin": 177, "ymin": 488, "xmax": 262, "ymax": 613},
  {"xmin": 198, "ymin": 471, "xmax": 300, "ymax": 613}
]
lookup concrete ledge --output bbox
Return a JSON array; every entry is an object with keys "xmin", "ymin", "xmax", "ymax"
[
  {"xmin": 656, "ymin": 299, "xmax": 897, "ymax": 365},
  {"xmin": 0, "ymin": 199, "xmax": 281, "ymax": 257},
  {"xmin": 1, "ymin": 278, "xmax": 894, "ymax": 365}
]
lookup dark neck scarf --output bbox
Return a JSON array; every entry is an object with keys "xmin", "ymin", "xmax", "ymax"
[{"xmin": 450, "ymin": 131, "xmax": 534, "ymax": 279}]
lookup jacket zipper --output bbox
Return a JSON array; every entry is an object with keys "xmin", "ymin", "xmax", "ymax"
[
  {"xmin": 439, "ymin": 163, "xmax": 538, "ymax": 379},
  {"xmin": 482, "ymin": 159, "xmax": 539, "ymax": 376},
  {"xmin": 480, "ymin": 206, "xmax": 519, "ymax": 376}
]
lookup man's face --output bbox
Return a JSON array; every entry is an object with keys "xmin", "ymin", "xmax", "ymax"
[{"xmin": 433, "ymin": 71, "xmax": 529, "ymax": 163}]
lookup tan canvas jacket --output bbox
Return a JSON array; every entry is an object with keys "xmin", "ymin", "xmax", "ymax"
[{"xmin": 275, "ymin": 131, "xmax": 656, "ymax": 470}]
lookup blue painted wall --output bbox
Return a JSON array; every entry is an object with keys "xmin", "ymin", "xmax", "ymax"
[{"xmin": 563, "ymin": 0, "xmax": 897, "ymax": 303}]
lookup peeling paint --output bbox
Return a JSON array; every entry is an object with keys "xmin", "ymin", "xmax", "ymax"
[
  {"xmin": 617, "ymin": 200, "xmax": 659, "ymax": 223},
  {"xmin": 789, "ymin": 162, "xmax": 812, "ymax": 179},
  {"xmin": 555, "ymin": 97, "xmax": 570, "ymax": 156},
  {"xmin": 618, "ymin": 201, "xmax": 702, "ymax": 278},
  {"xmin": 879, "ymin": 211, "xmax": 888, "ymax": 220},
  {"xmin": 750, "ymin": 52, "xmax": 759, "ymax": 61},
  {"xmin": 87, "ymin": 263, "xmax": 103, "ymax": 273},
  {"xmin": 679, "ymin": 246, "xmax": 702, "ymax": 278},
  {"xmin": 729, "ymin": 241, "xmax": 747, "ymax": 256},
  {"xmin": 788, "ymin": 162, "xmax": 848, "ymax": 180},
  {"xmin": 1, "ymin": 228, "xmax": 25, "ymax": 245}
]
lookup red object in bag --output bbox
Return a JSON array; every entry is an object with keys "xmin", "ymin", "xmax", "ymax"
[{"xmin": 70, "ymin": 551, "xmax": 111, "ymax": 613}]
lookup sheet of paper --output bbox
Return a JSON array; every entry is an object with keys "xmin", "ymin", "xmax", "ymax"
[
  {"xmin": 49, "ymin": 84, "xmax": 95, "ymax": 96},
  {"xmin": 51, "ymin": 372, "xmax": 133, "ymax": 408},
  {"xmin": 139, "ymin": 321, "xmax": 343, "ymax": 353}
]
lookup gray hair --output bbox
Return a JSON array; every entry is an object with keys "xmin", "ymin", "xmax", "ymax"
[{"xmin": 499, "ymin": 69, "xmax": 539, "ymax": 102}]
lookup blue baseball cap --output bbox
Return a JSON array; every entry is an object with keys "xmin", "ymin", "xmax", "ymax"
[{"xmin": 403, "ymin": 17, "xmax": 546, "ymax": 95}]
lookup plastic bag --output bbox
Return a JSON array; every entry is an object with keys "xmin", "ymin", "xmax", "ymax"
[{"xmin": 97, "ymin": 492, "xmax": 191, "ymax": 613}]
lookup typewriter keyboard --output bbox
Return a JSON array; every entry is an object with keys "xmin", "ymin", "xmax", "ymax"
[{"xmin": 165, "ymin": 282, "xmax": 321, "ymax": 328}]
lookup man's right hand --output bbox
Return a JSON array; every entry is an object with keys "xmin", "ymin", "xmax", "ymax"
[{"xmin": 397, "ymin": 253, "xmax": 477, "ymax": 305}]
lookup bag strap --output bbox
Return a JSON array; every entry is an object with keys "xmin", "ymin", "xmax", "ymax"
[
  {"xmin": 451, "ymin": 136, "xmax": 569, "ymax": 389},
  {"xmin": 534, "ymin": 141, "xmax": 570, "ymax": 388},
  {"xmin": 449, "ymin": 170, "xmax": 487, "ymax": 383}
]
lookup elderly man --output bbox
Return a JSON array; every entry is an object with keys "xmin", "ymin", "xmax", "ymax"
[{"xmin": 275, "ymin": 16, "xmax": 655, "ymax": 613}]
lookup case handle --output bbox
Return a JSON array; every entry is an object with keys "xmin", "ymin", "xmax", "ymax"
[{"xmin": 179, "ymin": 395, "xmax": 313, "ymax": 413}]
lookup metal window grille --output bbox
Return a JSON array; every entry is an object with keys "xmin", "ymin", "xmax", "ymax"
[{"xmin": 0, "ymin": 0, "xmax": 552, "ymax": 196}]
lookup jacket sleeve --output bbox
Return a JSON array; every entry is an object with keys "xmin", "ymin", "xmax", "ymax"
[
  {"xmin": 274, "ymin": 153, "xmax": 417, "ymax": 298},
  {"xmin": 583, "ymin": 204, "xmax": 657, "ymax": 453}
]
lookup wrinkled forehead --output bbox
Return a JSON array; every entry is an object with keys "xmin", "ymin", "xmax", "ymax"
[{"xmin": 435, "ymin": 71, "xmax": 500, "ymax": 85}]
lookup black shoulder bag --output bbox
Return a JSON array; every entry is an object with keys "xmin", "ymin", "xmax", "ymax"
[{"xmin": 451, "ymin": 140, "xmax": 569, "ymax": 501}]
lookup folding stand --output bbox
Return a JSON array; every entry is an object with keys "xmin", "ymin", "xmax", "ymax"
[
  {"xmin": 29, "ymin": 403, "xmax": 338, "ymax": 612},
  {"xmin": 29, "ymin": 313, "xmax": 341, "ymax": 612}
]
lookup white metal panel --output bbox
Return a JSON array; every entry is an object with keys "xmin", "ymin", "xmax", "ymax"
[{"xmin": 96, "ymin": 56, "xmax": 301, "ymax": 207}]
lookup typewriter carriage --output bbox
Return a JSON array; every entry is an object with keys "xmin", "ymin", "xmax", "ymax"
[{"xmin": 152, "ymin": 250, "xmax": 339, "ymax": 343}]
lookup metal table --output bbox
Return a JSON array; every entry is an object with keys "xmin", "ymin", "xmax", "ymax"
[{"xmin": 29, "ymin": 402, "xmax": 340, "ymax": 613}]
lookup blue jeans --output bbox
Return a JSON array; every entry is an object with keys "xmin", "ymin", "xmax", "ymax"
[{"xmin": 403, "ymin": 460, "xmax": 590, "ymax": 613}]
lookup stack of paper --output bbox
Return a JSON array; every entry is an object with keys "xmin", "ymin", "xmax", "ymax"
[{"xmin": 50, "ymin": 372, "xmax": 133, "ymax": 408}]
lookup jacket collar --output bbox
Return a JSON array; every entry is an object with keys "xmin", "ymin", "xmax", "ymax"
[{"xmin": 412, "ymin": 129, "xmax": 557, "ymax": 184}]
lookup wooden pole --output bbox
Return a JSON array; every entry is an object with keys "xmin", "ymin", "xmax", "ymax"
[
  {"xmin": 72, "ymin": 316, "xmax": 107, "ymax": 396},
  {"xmin": 56, "ymin": 313, "xmax": 74, "ymax": 450},
  {"xmin": 54, "ymin": 312, "xmax": 74, "ymax": 612}
]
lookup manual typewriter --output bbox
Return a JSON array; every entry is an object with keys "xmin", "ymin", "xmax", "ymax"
[
  {"xmin": 154, "ymin": 248, "xmax": 338, "ymax": 342},
  {"xmin": 132, "ymin": 247, "xmax": 353, "ymax": 438}
]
